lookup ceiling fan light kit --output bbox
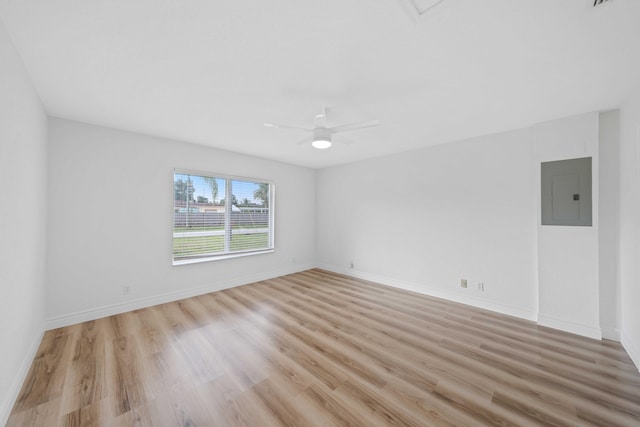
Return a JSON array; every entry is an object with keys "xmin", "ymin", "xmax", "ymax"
[
  {"xmin": 311, "ymin": 128, "xmax": 332, "ymax": 149},
  {"xmin": 311, "ymin": 139, "xmax": 332, "ymax": 149}
]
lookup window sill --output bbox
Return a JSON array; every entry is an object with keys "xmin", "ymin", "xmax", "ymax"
[{"xmin": 172, "ymin": 249, "xmax": 274, "ymax": 266}]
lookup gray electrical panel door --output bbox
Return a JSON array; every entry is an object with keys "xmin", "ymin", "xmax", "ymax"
[{"xmin": 541, "ymin": 157, "xmax": 592, "ymax": 226}]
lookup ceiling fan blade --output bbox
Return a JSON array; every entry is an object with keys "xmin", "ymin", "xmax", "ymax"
[
  {"xmin": 333, "ymin": 135, "xmax": 356, "ymax": 145},
  {"xmin": 330, "ymin": 119, "xmax": 380, "ymax": 134},
  {"xmin": 264, "ymin": 122, "xmax": 312, "ymax": 132}
]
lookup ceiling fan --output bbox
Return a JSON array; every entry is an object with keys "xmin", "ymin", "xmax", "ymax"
[{"xmin": 264, "ymin": 106, "xmax": 379, "ymax": 149}]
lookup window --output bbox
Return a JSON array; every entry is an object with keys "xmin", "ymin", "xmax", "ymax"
[{"xmin": 173, "ymin": 170, "xmax": 274, "ymax": 264}]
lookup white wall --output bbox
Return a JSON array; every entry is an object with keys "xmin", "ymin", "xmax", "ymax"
[
  {"xmin": 0, "ymin": 19, "xmax": 48, "ymax": 425},
  {"xmin": 533, "ymin": 112, "xmax": 601, "ymax": 339},
  {"xmin": 317, "ymin": 112, "xmax": 624, "ymax": 344},
  {"xmin": 317, "ymin": 128, "xmax": 538, "ymax": 319},
  {"xmin": 599, "ymin": 111, "xmax": 621, "ymax": 340},
  {"xmin": 619, "ymin": 86, "xmax": 640, "ymax": 369},
  {"xmin": 46, "ymin": 118, "xmax": 316, "ymax": 324}
]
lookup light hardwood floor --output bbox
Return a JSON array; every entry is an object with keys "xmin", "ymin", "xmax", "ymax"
[{"xmin": 7, "ymin": 269, "xmax": 640, "ymax": 426}]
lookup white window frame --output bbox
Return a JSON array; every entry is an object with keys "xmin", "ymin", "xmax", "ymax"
[{"xmin": 172, "ymin": 169, "xmax": 275, "ymax": 266}]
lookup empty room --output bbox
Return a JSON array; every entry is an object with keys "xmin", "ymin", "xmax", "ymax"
[{"xmin": 1, "ymin": 0, "xmax": 640, "ymax": 425}]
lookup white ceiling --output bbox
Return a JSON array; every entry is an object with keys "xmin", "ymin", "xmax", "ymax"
[{"xmin": 1, "ymin": 0, "xmax": 639, "ymax": 168}]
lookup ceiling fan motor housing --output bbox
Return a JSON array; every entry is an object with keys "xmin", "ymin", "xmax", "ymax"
[{"xmin": 313, "ymin": 127, "xmax": 332, "ymax": 142}]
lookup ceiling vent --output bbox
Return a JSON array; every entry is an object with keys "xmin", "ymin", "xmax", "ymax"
[
  {"xmin": 592, "ymin": 0, "xmax": 613, "ymax": 7},
  {"xmin": 408, "ymin": 0, "xmax": 448, "ymax": 15},
  {"xmin": 396, "ymin": 0, "xmax": 450, "ymax": 21}
]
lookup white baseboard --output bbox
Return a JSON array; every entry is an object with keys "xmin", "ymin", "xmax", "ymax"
[
  {"xmin": 601, "ymin": 326, "xmax": 621, "ymax": 342},
  {"xmin": 45, "ymin": 263, "xmax": 314, "ymax": 330},
  {"xmin": 316, "ymin": 263, "xmax": 537, "ymax": 322},
  {"xmin": 0, "ymin": 327, "xmax": 45, "ymax": 426},
  {"xmin": 621, "ymin": 331, "xmax": 640, "ymax": 372},
  {"xmin": 537, "ymin": 314, "xmax": 602, "ymax": 340},
  {"xmin": 318, "ymin": 264, "xmax": 609, "ymax": 341}
]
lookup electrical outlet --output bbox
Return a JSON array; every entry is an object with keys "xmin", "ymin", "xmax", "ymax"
[
  {"xmin": 350, "ymin": 261, "xmax": 354, "ymax": 269},
  {"xmin": 292, "ymin": 257, "xmax": 297, "ymax": 264},
  {"xmin": 477, "ymin": 282, "xmax": 484, "ymax": 292},
  {"xmin": 123, "ymin": 286, "xmax": 130, "ymax": 295},
  {"xmin": 460, "ymin": 279, "xmax": 467, "ymax": 288}
]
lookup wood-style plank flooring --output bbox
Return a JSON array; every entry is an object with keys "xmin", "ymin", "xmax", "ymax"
[{"xmin": 7, "ymin": 269, "xmax": 640, "ymax": 426}]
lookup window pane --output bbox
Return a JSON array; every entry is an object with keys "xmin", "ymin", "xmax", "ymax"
[
  {"xmin": 230, "ymin": 179, "xmax": 271, "ymax": 253},
  {"xmin": 173, "ymin": 173, "xmax": 227, "ymax": 260}
]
